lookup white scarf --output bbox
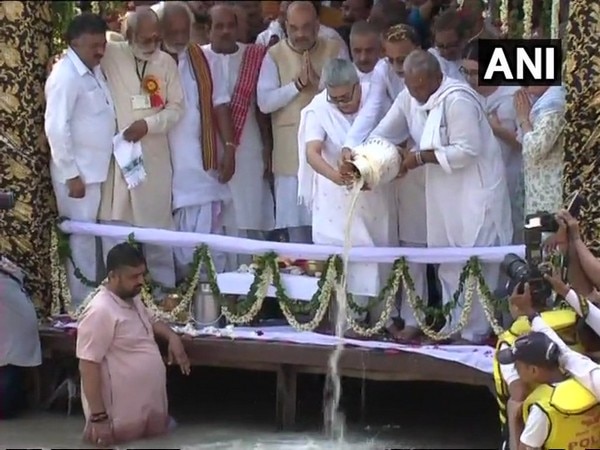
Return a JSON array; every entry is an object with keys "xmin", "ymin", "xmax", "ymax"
[
  {"xmin": 297, "ymin": 83, "xmax": 369, "ymax": 207},
  {"xmin": 414, "ymin": 77, "xmax": 481, "ymax": 152},
  {"xmin": 112, "ymin": 131, "xmax": 147, "ymax": 189}
]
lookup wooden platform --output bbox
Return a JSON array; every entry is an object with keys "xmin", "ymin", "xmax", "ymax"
[{"xmin": 39, "ymin": 328, "xmax": 495, "ymax": 430}]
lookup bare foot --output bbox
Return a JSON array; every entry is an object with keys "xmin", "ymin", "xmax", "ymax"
[{"xmin": 394, "ymin": 325, "xmax": 422, "ymax": 342}]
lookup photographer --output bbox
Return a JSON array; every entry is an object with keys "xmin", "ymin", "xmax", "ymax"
[
  {"xmin": 497, "ymin": 332, "xmax": 600, "ymax": 450},
  {"xmin": 510, "ymin": 280, "xmax": 600, "ymax": 399},
  {"xmin": 494, "ymin": 281, "xmax": 580, "ymax": 450}
]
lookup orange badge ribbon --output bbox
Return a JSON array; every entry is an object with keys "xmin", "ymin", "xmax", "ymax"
[{"xmin": 142, "ymin": 75, "xmax": 164, "ymax": 108}]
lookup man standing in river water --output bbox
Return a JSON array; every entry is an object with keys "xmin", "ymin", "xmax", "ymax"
[{"xmin": 76, "ymin": 243, "xmax": 190, "ymax": 446}]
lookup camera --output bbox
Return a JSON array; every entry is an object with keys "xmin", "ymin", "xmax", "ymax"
[
  {"xmin": 502, "ymin": 211, "xmax": 559, "ymax": 305},
  {"xmin": 0, "ymin": 191, "xmax": 15, "ymax": 210}
]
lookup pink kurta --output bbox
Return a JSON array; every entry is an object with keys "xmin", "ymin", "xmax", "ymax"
[{"xmin": 76, "ymin": 287, "xmax": 169, "ymax": 443}]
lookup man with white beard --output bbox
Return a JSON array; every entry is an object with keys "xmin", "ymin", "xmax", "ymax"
[
  {"xmin": 372, "ymin": 50, "xmax": 512, "ymax": 343},
  {"xmin": 157, "ymin": 2, "xmax": 237, "ymax": 276},
  {"xmin": 298, "ymin": 58, "xmax": 401, "ymax": 338},
  {"xmin": 99, "ymin": 9, "xmax": 183, "ymax": 290},
  {"xmin": 202, "ymin": 5, "xmax": 275, "ymax": 243},
  {"xmin": 257, "ymin": 1, "xmax": 346, "ymax": 243}
]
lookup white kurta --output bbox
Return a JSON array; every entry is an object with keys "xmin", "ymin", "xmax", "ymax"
[
  {"xmin": 481, "ymin": 86, "xmax": 523, "ymax": 242},
  {"xmin": 256, "ymin": 45, "xmax": 347, "ymax": 238},
  {"xmin": 298, "ymin": 84, "xmax": 392, "ymax": 296},
  {"xmin": 428, "ymin": 47, "xmax": 465, "ymax": 82},
  {"xmin": 373, "ymin": 78, "xmax": 513, "ymax": 341},
  {"xmin": 45, "ymin": 48, "xmax": 116, "ymax": 304},
  {"xmin": 202, "ymin": 43, "xmax": 275, "ymax": 233},
  {"xmin": 168, "ymin": 48, "xmax": 232, "ymax": 275}
]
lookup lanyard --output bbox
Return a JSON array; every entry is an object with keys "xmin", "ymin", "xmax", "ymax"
[{"xmin": 135, "ymin": 58, "xmax": 148, "ymax": 83}]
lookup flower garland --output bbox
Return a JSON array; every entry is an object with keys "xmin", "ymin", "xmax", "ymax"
[
  {"xmin": 499, "ymin": 0, "xmax": 509, "ymax": 36},
  {"xmin": 270, "ymin": 256, "xmax": 338, "ymax": 332},
  {"xmin": 50, "ymin": 227, "xmax": 504, "ymax": 341},
  {"xmin": 346, "ymin": 259, "xmax": 402, "ymax": 337},
  {"xmin": 550, "ymin": 0, "xmax": 560, "ymax": 39},
  {"xmin": 522, "ymin": 0, "xmax": 533, "ymax": 38}
]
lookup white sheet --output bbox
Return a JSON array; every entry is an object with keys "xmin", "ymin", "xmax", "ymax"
[
  {"xmin": 51, "ymin": 322, "xmax": 493, "ymax": 374},
  {"xmin": 59, "ymin": 220, "xmax": 525, "ymax": 264}
]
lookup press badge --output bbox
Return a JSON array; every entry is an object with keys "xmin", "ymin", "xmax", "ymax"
[{"xmin": 131, "ymin": 94, "xmax": 151, "ymax": 110}]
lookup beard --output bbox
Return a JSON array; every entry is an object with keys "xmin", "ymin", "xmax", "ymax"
[
  {"xmin": 130, "ymin": 42, "xmax": 159, "ymax": 61},
  {"xmin": 163, "ymin": 41, "xmax": 187, "ymax": 55}
]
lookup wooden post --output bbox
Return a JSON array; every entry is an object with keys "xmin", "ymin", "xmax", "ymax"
[
  {"xmin": 0, "ymin": 1, "xmax": 55, "ymax": 314},
  {"xmin": 275, "ymin": 364, "xmax": 297, "ymax": 430},
  {"xmin": 562, "ymin": 0, "xmax": 600, "ymax": 255}
]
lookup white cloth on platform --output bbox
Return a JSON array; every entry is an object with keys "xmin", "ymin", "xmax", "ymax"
[
  {"xmin": 372, "ymin": 77, "xmax": 512, "ymax": 341},
  {"xmin": 298, "ymin": 82, "xmax": 393, "ymax": 297},
  {"xmin": 45, "ymin": 47, "xmax": 116, "ymax": 304},
  {"xmin": 201, "ymin": 43, "xmax": 274, "ymax": 232}
]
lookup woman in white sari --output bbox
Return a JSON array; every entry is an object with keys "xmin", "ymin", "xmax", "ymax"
[
  {"xmin": 297, "ymin": 58, "xmax": 400, "ymax": 339},
  {"xmin": 461, "ymin": 41, "xmax": 523, "ymax": 243},
  {"xmin": 514, "ymin": 83, "xmax": 566, "ymax": 217}
]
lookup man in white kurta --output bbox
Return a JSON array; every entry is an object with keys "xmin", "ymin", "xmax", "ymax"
[
  {"xmin": 99, "ymin": 10, "xmax": 183, "ymax": 288},
  {"xmin": 202, "ymin": 5, "xmax": 275, "ymax": 245},
  {"xmin": 158, "ymin": 2, "xmax": 234, "ymax": 276},
  {"xmin": 45, "ymin": 14, "xmax": 116, "ymax": 305},
  {"xmin": 298, "ymin": 58, "xmax": 399, "ymax": 336},
  {"xmin": 374, "ymin": 50, "xmax": 512, "ymax": 343}
]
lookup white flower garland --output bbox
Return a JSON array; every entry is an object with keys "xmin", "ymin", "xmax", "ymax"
[
  {"xmin": 50, "ymin": 227, "xmax": 73, "ymax": 315},
  {"xmin": 278, "ymin": 262, "xmax": 337, "ymax": 332},
  {"xmin": 476, "ymin": 281, "xmax": 505, "ymax": 335},
  {"xmin": 500, "ymin": 0, "xmax": 509, "ymax": 36},
  {"xmin": 523, "ymin": 0, "xmax": 533, "ymax": 38},
  {"xmin": 221, "ymin": 264, "xmax": 273, "ymax": 324},
  {"xmin": 550, "ymin": 0, "xmax": 560, "ymax": 38},
  {"xmin": 346, "ymin": 268, "xmax": 402, "ymax": 337}
]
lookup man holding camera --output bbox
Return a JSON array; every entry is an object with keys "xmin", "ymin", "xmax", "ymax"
[
  {"xmin": 497, "ymin": 332, "xmax": 600, "ymax": 450},
  {"xmin": 498, "ymin": 209, "xmax": 600, "ymax": 449}
]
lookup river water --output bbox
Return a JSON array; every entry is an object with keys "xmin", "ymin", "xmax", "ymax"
[{"xmin": 0, "ymin": 367, "xmax": 499, "ymax": 449}]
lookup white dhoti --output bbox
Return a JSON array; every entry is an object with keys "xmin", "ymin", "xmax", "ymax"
[
  {"xmin": 53, "ymin": 179, "xmax": 101, "ymax": 306},
  {"xmin": 173, "ymin": 202, "xmax": 227, "ymax": 278},
  {"xmin": 438, "ymin": 223, "xmax": 501, "ymax": 342},
  {"xmin": 274, "ymin": 175, "xmax": 312, "ymax": 243}
]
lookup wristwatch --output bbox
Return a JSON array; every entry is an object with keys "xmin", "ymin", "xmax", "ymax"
[{"xmin": 527, "ymin": 311, "xmax": 541, "ymax": 323}]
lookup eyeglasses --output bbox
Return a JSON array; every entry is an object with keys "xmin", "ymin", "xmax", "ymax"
[{"xmin": 327, "ymin": 84, "xmax": 357, "ymax": 105}]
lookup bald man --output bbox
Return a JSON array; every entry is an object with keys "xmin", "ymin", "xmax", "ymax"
[
  {"xmin": 257, "ymin": 1, "xmax": 347, "ymax": 243},
  {"xmin": 98, "ymin": 9, "xmax": 183, "ymax": 290},
  {"xmin": 202, "ymin": 5, "xmax": 274, "ymax": 260},
  {"xmin": 370, "ymin": 50, "xmax": 512, "ymax": 344},
  {"xmin": 256, "ymin": 0, "xmax": 349, "ymax": 55}
]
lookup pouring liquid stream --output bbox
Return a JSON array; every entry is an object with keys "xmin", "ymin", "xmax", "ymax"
[{"xmin": 324, "ymin": 175, "xmax": 365, "ymax": 443}]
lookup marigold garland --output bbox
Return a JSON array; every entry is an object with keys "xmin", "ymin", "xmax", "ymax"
[{"xmin": 523, "ymin": 0, "xmax": 533, "ymax": 38}]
